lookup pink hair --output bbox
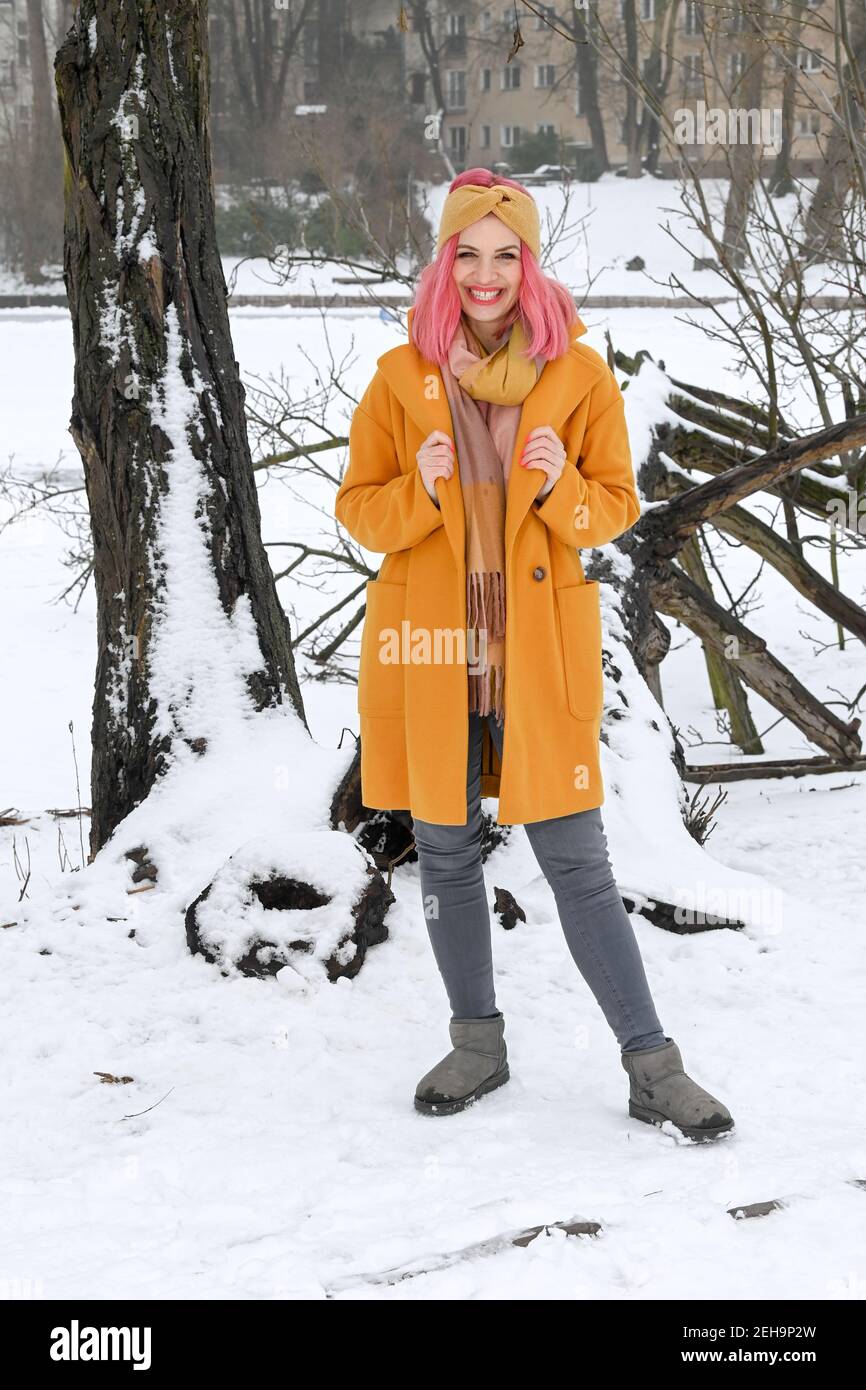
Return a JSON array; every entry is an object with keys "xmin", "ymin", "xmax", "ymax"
[{"xmin": 410, "ymin": 167, "xmax": 579, "ymax": 365}]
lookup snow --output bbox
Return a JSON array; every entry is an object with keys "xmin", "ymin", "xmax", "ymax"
[
  {"xmin": 1, "ymin": 176, "xmax": 866, "ymax": 1299},
  {"xmin": 145, "ymin": 305, "xmax": 261, "ymax": 743},
  {"xmin": 190, "ymin": 829, "xmax": 373, "ymax": 980},
  {"xmin": 211, "ymin": 173, "xmax": 828, "ymax": 305}
]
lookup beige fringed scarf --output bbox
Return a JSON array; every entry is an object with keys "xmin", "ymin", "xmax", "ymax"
[{"xmin": 440, "ymin": 314, "xmax": 543, "ymax": 722}]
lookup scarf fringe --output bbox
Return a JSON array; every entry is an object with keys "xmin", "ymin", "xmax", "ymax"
[
  {"xmin": 468, "ymin": 570, "xmax": 506, "ymax": 640},
  {"xmin": 469, "ymin": 661, "xmax": 504, "ymax": 723}
]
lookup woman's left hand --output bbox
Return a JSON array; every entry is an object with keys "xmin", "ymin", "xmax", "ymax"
[{"xmin": 519, "ymin": 425, "xmax": 567, "ymax": 498}]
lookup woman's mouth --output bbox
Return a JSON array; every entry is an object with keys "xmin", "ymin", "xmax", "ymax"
[{"xmin": 464, "ymin": 286, "xmax": 506, "ymax": 305}]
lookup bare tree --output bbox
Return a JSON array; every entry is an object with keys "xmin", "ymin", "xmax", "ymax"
[
  {"xmin": 211, "ymin": 0, "xmax": 316, "ymax": 177},
  {"xmin": 721, "ymin": 1, "xmax": 769, "ymax": 263},
  {"xmin": 55, "ymin": 0, "xmax": 307, "ymax": 853},
  {"xmin": 801, "ymin": 0, "xmax": 866, "ymax": 263},
  {"xmin": 0, "ymin": 0, "xmax": 64, "ymax": 280},
  {"xmin": 768, "ymin": 0, "xmax": 808, "ymax": 198},
  {"xmin": 570, "ymin": 1, "xmax": 609, "ymax": 174}
]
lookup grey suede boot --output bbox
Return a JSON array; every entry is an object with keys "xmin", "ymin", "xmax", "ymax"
[
  {"xmin": 414, "ymin": 1013, "xmax": 510, "ymax": 1116},
  {"xmin": 621, "ymin": 1037, "xmax": 734, "ymax": 1142}
]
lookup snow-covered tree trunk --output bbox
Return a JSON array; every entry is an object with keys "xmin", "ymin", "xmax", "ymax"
[{"xmin": 55, "ymin": 0, "xmax": 306, "ymax": 855}]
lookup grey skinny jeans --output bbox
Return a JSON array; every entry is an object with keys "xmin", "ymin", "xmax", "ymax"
[{"xmin": 411, "ymin": 711, "xmax": 667, "ymax": 1054}]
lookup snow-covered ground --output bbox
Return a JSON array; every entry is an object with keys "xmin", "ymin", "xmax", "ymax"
[
  {"xmin": 2, "ymin": 184, "xmax": 866, "ymax": 1299},
  {"xmin": 0, "ymin": 172, "xmax": 826, "ymax": 306}
]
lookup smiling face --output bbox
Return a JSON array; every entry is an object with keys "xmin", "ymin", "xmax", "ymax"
[{"xmin": 451, "ymin": 213, "xmax": 523, "ymax": 344}]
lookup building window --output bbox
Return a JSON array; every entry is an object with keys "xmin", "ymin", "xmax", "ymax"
[
  {"xmin": 480, "ymin": 10, "xmax": 493, "ymax": 32},
  {"xmin": 535, "ymin": 4, "xmax": 556, "ymax": 26},
  {"xmin": 409, "ymin": 71, "xmax": 426, "ymax": 104},
  {"xmin": 447, "ymin": 69, "xmax": 466, "ymax": 109},
  {"xmin": 502, "ymin": 64, "xmax": 521, "ymax": 90},
  {"xmin": 0, "ymin": 59, "xmax": 14, "ymax": 87},
  {"xmin": 480, "ymin": 68, "xmax": 491, "ymax": 91},
  {"xmin": 621, "ymin": 0, "xmax": 656, "ymax": 18},
  {"xmin": 797, "ymin": 48, "xmax": 823, "ymax": 72},
  {"xmin": 728, "ymin": 51, "xmax": 746, "ymax": 83},
  {"xmin": 683, "ymin": 1, "xmax": 704, "ymax": 34},
  {"xmin": 683, "ymin": 52, "xmax": 704, "ymax": 93},
  {"xmin": 449, "ymin": 124, "xmax": 467, "ymax": 156},
  {"xmin": 535, "ymin": 64, "xmax": 555, "ymax": 88},
  {"xmin": 797, "ymin": 113, "xmax": 820, "ymax": 135},
  {"xmin": 445, "ymin": 11, "xmax": 466, "ymax": 55},
  {"xmin": 537, "ymin": 122, "xmax": 556, "ymax": 134},
  {"xmin": 501, "ymin": 124, "xmax": 522, "ymax": 147},
  {"xmin": 481, "ymin": 124, "xmax": 491, "ymax": 148}
]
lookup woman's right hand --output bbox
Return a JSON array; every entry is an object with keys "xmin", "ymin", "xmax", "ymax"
[{"xmin": 417, "ymin": 430, "xmax": 455, "ymax": 504}]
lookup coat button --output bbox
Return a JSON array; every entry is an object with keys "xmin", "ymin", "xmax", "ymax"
[{"xmin": 532, "ymin": 566, "xmax": 546, "ymax": 581}]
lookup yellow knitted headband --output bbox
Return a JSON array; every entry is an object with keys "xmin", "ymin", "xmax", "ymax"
[{"xmin": 436, "ymin": 182, "xmax": 541, "ymax": 259}]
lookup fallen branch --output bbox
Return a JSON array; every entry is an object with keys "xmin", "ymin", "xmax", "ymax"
[
  {"xmin": 684, "ymin": 754, "xmax": 866, "ymax": 783},
  {"xmin": 648, "ymin": 463, "xmax": 866, "ymax": 642},
  {"xmin": 650, "ymin": 562, "xmax": 862, "ymax": 760},
  {"xmin": 641, "ymin": 412, "xmax": 866, "ymax": 554},
  {"xmin": 323, "ymin": 1215, "xmax": 602, "ymax": 1295}
]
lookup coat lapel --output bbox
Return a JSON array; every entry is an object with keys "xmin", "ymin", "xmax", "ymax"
[{"xmin": 375, "ymin": 309, "xmax": 606, "ymax": 574}]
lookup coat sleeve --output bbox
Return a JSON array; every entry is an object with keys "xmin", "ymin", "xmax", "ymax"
[
  {"xmin": 334, "ymin": 372, "xmax": 446, "ymax": 554},
  {"xmin": 531, "ymin": 366, "xmax": 641, "ymax": 549}
]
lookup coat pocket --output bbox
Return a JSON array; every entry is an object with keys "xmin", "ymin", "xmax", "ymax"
[
  {"xmin": 554, "ymin": 580, "xmax": 604, "ymax": 721},
  {"xmin": 358, "ymin": 579, "xmax": 407, "ymax": 715}
]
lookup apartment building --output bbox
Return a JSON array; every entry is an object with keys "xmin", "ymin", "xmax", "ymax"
[
  {"xmin": 0, "ymin": 0, "xmax": 69, "ymax": 138},
  {"xmin": 332, "ymin": 0, "xmax": 838, "ymax": 178},
  {"xmin": 0, "ymin": 1, "xmax": 836, "ymax": 180}
]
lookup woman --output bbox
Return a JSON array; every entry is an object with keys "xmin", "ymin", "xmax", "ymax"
[{"xmin": 335, "ymin": 170, "xmax": 734, "ymax": 1143}]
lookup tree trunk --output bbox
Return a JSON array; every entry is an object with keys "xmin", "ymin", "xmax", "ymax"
[
  {"xmin": 721, "ymin": 4, "xmax": 767, "ymax": 267},
  {"xmin": 316, "ymin": 0, "xmax": 349, "ymax": 102},
  {"xmin": 678, "ymin": 534, "xmax": 764, "ymax": 754},
  {"xmin": 21, "ymin": 0, "xmax": 62, "ymax": 281},
  {"xmin": 801, "ymin": 0, "xmax": 866, "ymax": 264},
  {"xmin": 55, "ymin": 0, "xmax": 307, "ymax": 856},
  {"xmin": 572, "ymin": 2, "xmax": 609, "ymax": 174},
  {"xmin": 622, "ymin": 0, "xmax": 642, "ymax": 178},
  {"xmin": 768, "ymin": 0, "xmax": 806, "ymax": 198},
  {"xmin": 408, "ymin": 1, "xmax": 456, "ymax": 181}
]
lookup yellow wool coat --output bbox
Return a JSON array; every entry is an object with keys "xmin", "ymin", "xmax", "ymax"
[{"xmin": 334, "ymin": 310, "xmax": 641, "ymax": 826}]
